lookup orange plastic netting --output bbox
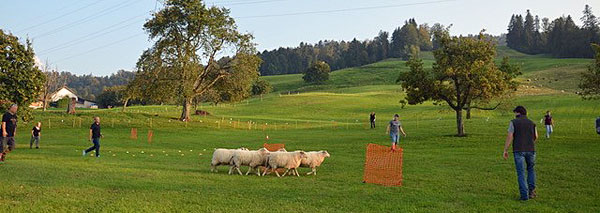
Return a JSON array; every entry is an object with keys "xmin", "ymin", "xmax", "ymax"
[
  {"xmin": 263, "ymin": 143, "xmax": 285, "ymax": 151},
  {"xmin": 130, "ymin": 128, "xmax": 138, "ymax": 140},
  {"xmin": 363, "ymin": 143, "xmax": 403, "ymax": 186}
]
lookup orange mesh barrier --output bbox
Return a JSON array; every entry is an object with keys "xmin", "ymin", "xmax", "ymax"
[
  {"xmin": 363, "ymin": 143, "xmax": 403, "ymax": 186},
  {"xmin": 262, "ymin": 143, "xmax": 286, "ymax": 174},
  {"xmin": 263, "ymin": 143, "xmax": 285, "ymax": 152},
  {"xmin": 147, "ymin": 130, "xmax": 153, "ymax": 144},
  {"xmin": 130, "ymin": 128, "xmax": 138, "ymax": 140}
]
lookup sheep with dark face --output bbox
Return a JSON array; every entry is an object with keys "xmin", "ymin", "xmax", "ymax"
[
  {"xmin": 262, "ymin": 151, "xmax": 307, "ymax": 177},
  {"xmin": 230, "ymin": 148, "xmax": 270, "ymax": 176},
  {"xmin": 210, "ymin": 147, "xmax": 248, "ymax": 174}
]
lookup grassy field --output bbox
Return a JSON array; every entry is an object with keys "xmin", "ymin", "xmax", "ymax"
[{"xmin": 1, "ymin": 48, "xmax": 599, "ymax": 212}]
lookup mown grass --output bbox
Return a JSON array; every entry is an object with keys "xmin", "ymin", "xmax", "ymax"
[{"xmin": 1, "ymin": 49, "xmax": 599, "ymax": 212}]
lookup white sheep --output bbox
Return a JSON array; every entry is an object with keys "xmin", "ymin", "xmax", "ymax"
[
  {"xmin": 262, "ymin": 151, "xmax": 307, "ymax": 177},
  {"xmin": 293, "ymin": 151, "xmax": 330, "ymax": 176},
  {"xmin": 210, "ymin": 147, "xmax": 248, "ymax": 174},
  {"xmin": 230, "ymin": 148, "xmax": 270, "ymax": 176}
]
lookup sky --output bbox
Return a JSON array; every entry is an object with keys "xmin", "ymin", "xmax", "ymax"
[{"xmin": 1, "ymin": 0, "xmax": 599, "ymax": 76}]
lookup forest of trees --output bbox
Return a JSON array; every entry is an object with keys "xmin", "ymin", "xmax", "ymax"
[
  {"xmin": 258, "ymin": 19, "xmax": 450, "ymax": 76},
  {"xmin": 49, "ymin": 70, "xmax": 135, "ymax": 101},
  {"xmin": 507, "ymin": 5, "xmax": 600, "ymax": 58}
]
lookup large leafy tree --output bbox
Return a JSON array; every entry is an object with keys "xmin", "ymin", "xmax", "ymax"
[
  {"xmin": 398, "ymin": 32, "xmax": 518, "ymax": 136},
  {"xmin": 137, "ymin": 0, "xmax": 259, "ymax": 121},
  {"xmin": 302, "ymin": 61, "xmax": 330, "ymax": 84},
  {"xmin": 0, "ymin": 29, "xmax": 45, "ymax": 121},
  {"xmin": 579, "ymin": 44, "xmax": 600, "ymax": 100}
]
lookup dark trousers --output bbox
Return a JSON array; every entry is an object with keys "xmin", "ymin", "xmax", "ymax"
[
  {"xmin": 85, "ymin": 138, "xmax": 100, "ymax": 157},
  {"xmin": 514, "ymin": 151, "xmax": 536, "ymax": 200},
  {"xmin": 30, "ymin": 136, "xmax": 40, "ymax": 148},
  {"xmin": 0, "ymin": 136, "xmax": 16, "ymax": 153},
  {"xmin": 370, "ymin": 121, "xmax": 375, "ymax": 128}
]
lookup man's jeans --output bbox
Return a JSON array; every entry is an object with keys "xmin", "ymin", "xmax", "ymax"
[
  {"xmin": 85, "ymin": 138, "xmax": 100, "ymax": 157},
  {"xmin": 514, "ymin": 151, "xmax": 536, "ymax": 200}
]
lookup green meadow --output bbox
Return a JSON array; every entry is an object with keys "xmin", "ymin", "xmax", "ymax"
[{"xmin": 1, "ymin": 49, "xmax": 599, "ymax": 212}]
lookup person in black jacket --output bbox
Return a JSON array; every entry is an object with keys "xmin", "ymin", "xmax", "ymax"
[
  {"xmin": 369, "ymin": 112, "xmax": 376, "ymax": 129},
  {"xmin": 83, "ymin": 117, "xmax": 103, "ymax": 157},
  {"xmin": 503, "ymin": 106, "xmax": 539, "ymax": 201}
]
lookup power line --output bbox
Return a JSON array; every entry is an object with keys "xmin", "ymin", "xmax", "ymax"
[
  {"xmin": 16, "ymin": 0, "xmax": 104, "ymax": 34},
  {"xmin": 208, "ymin": 0, "xmax": 291, "ymax": 6},
  {"xmin": 32, "ymin": 0, "xmax": 140, "ymax": 40},
  {"xmin": 54, "ymin": 32, "xmax": 145, "ymax": 63},
  {"xmin": 37, "ymin": 13, "xmax": 148, "ymax": 55},
  {"xmin": 236, "ymin": 0, "xmax": 456, "ymax": 19}
]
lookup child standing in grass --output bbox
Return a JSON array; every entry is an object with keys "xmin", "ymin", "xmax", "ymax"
[
  {"xmin": 30, "ymin": 122, "xmax": 41, "ymax": 149},
  {"xmin": 386, "ymin": 114, "xmax": 406, "ymax": 151},
  {"xmin": 543, "ymin": 111, "xmax": 554, "ymax": 139},
  {"xmin": 83, "ymin": 117, "xmax": 102, "ymax": 157}
]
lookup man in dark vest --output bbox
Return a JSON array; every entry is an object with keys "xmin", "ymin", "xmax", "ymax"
[{"xmin": 503, "ymin": 106, "xmax": 538, "ymax": 201}]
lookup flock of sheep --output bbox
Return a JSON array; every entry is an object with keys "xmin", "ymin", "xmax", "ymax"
[{"xmin": 210, "ymin": 147, "xmax": 331, "ymax": 177}]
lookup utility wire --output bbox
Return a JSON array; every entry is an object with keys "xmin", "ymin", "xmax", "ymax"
[
  {"xmin": 208, "ymin": 0, "xmax": 291, "ymax": 6},
  {"xmin": 16, "ymin": 0, "xmax": 104, "ymax": 34},
  {"xmin": 37, "ymin": 13, "xmax": 148, "ymax": 55},
  {"xmin": 236, "ymin": 0, "xmax": 456, "ymax": 19},
  {"xmin": 54, "ymin": 32, "xmax": 145, "ymax": 63},
  {"xmin": 32, "ymin": 0, "xmax": 140, "ymax": 40}
]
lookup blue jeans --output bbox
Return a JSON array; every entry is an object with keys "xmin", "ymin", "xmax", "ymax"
[
  {"xmin": 85, "ymin": 138, "xmax": 100, "ymax": 157},
  {"xmin": 390, "ymin": 132, "xmax": 399, "ymax": 144},
  {"xmin": 545, "ymin": 125, "xmax": 553, "ymax": 138},
  {"xmin": 514, "ymin": 151, "xmax": 536, "ymax": 200}
]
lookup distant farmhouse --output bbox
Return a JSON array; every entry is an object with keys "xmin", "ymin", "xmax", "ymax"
[{"xmin": 29, "ymin": 86, "xmax": 98, "ymax": 109}]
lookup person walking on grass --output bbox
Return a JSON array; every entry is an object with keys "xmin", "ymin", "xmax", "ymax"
[
  {"xmin": 386, "ymin": 114, "xmax": 406, "ymax": 151},
  {"xmin": 83, "ymin": 117, "xmax": 102, "ymax": 157},
  {"xmin": 30, "ymin": 122, "xmax": 41, "ymax": 149},
  {"xmin": 1, "ymin": 104, "xmax": 18, "ymax": 163},
  {"xmin": 369, "ymin": 112, "xmax": 376, "ymax": 129},
  {"xmin": 542, "ymin": 111, "xmax": 554, "ymax": 139},
  {"xmin": 503, "ymin": 106, "xmax": 539, "ymax": 201}
]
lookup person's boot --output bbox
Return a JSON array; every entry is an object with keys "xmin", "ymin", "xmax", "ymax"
[{"xmin": 529, "ymin": 189, "xmax": 537, "ymax": 199}]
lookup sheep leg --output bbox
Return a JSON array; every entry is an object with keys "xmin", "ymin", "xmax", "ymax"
[
  {"xmin": 294, "ymin": 168, "xmax": 300, "ymax": 177},
  {"xmin": 236, "ymin": 167, "xmax": 243, "ymax": 175},
  {"xmin": 307, "ymin": 168, "xmax": 316, "ymax": 175},
  {"xmin": 228, "ymin": 166, "xmax": 234, "ymax": 175},
  {"xmin": 262, "ymin": 166, "xmax": 269, "ymax": 176},
  {"xmin": 274, "ymin": 168, "xmax": 281, "ymax": 177},
  {"xmin": 245, "ymin": 167, "xmax": 252, "ymax": 176},
  {"xmin": 256, "ymin": 167, "xmax": 262, "ymax": 176},
  {"xmin": 282, "ymin": 168, "xmax": 290, "ymax": 177}
]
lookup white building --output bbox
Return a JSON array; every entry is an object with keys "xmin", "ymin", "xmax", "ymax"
[{"xmin": 30, "ymin": 87, "xmax": 97, "ymax": 109}]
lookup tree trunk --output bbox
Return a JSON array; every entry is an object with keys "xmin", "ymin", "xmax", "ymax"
[
  {"xmin": 180, "ymin": 98, "xmax": 192, "ymax": 121},
  {"xmin": 122, "ymin": 98, "xmax": 130, "ymax": 112},
  {"xmin": 67, "ymin": 98, "xmax": 76, "ymax": 114},
  {"xmin": 456, "ymin": 109, "xmax": 465, "ymax": 137},
  {"xmin": 466, "ymin": 107, "xmax": 472, "ymax": 119},
  {"xmin": 42, "ymin": 98, "xmax": 47, "ymax": 111}
]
